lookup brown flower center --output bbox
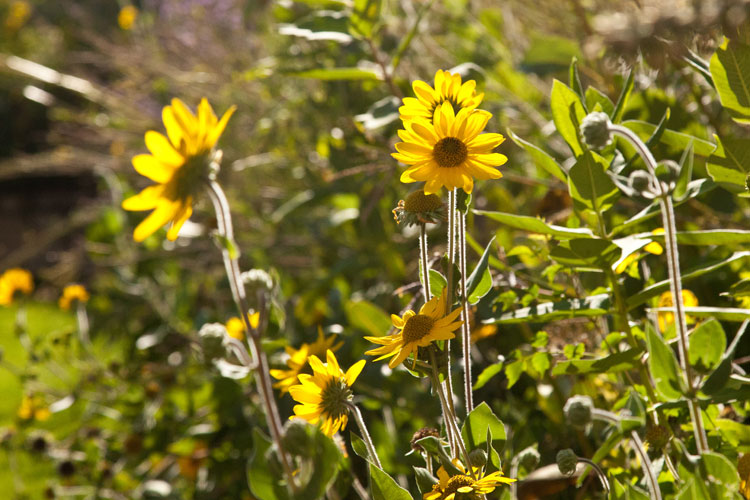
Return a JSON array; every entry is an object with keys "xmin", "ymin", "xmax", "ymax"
[
  {"xmin": 404, "ymin": 191, "xmax": 443, "ymax": 213},
  {"xmin": 402, "ymin": 314, "xmax": 435, "ymax": 344},
  {"xmin": 433, "ymin": 137, "xmax": 468, "ymax": 168}
]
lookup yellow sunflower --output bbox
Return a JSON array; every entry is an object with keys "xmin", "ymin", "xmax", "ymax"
[
  {"xmin": 424, "ymin": 460, "xmax": 515, "ymax": 500},
  {"xmin": 393, "ymin": 102, "xmax": 506, "ymax": 194},
  {"xmin": 365, "ymin": 290, "xmax": 463, "ymax": 369},
  {"xmin": 122, "ymin": 98, "xmax": 236, "ymax": 242},
  {"xmin": 399, "ymin": 69, "xmax": 484, "ymax": 123},
  {"xmin": 288, "ymin": 350, "xmax": 366, "ymax": 437},
  {"xmin": 224, "ymin": 312, "xmax": 259, "ymax": 341},
  {"xmin": 270, "ymin": 327, "xmax": 344, "ymax": 393},
  {"xmin": 657, "ymin": 289, "xmax": 699, "ymax": 332},
  {"xmin": 59, "ymin": 284, "xmax": 90, "ymax": 310},
  {"xmin": 0, "ymin": 268, "xmax": 33, "ymax": 306}
]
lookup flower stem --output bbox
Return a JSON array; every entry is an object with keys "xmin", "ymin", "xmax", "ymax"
[
  {"xmin": 348, "ymin": 403, "xmax": 383, "ymax": 469},
  {"xmin": 457, "ymin": 210, "xmax": 473, "ymax": 414},
  {"xmin": 419, "ymin": 223, "xmax": 432, "ymax": 301},
  {"xmin": 578, "ymin": 458, "xmax": 610, "ymax": 496},
  {"xmin": 608, "ymin": 124, "xmax": 709, "ymax": 454},
  {"xmin": 205, "ymin": 179, "xmax": 297, "ymax": 490}
]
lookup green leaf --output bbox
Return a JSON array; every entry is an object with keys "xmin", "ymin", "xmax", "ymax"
[
  {"xmin": 415, "ymin": 436, "xmax": 459, "ymax": 474},
  {"xmin": 466, "ymin": 237, "xmax": 495, "ymax": 304},
  {"xmin": 627, "ymin": 251, "xmax": 750, "ymax": 308},
  {"xmin": 729, "ymin": 278, "xmax": 750, "ymax": 297},
  {"xmin": 646, "ymin": 326, "xmax": 686, "ymax": 401},
  {"xmin": 486, "ymin": 293, "xmax": 611, "ymax": 324},
  {"xmin": 413, "ymin": 467, "xmax": 437, "ymax": 494},
  {"xmin": 419, "ymin": 264, "xmax": 447, "ymax": 299},
  {"xmin": 505, "ymin": 358, "xmax": 524, "ymax": 389},
  {"xmin": 688, "ymin": 319, "xmax": 726, "ymax": 372},
  {"xmin": 563, "ymin": 343, "xmax": 585, "ymax": 359},
  {"xmin": 567, "ymin": 151, "xmax": 619, "ymax": 214},
  {"xmin": 507, "ymin": 129, "xmax": 567, "ymax": 182},
  {"xmin": 569, "ymin": 57, "xmax": 584, "ymax": 100},
  {"xmin": 643, "ymin": 229, "xmax": 750, "ymax": 246},
  {"xmin": 473, "ymin": 210, "xmax": 595, "ymax": 239},
  {"xmin": 345, "ymin": 300, "xmax": 391, "ymax": 336},
  {"xmin": 612, "ymin": 69, "xmax": 634, "ymax": 123},
  {"xmin": 621, "ymin": 120, "xmax": 716, "ymax": 157},
  {"xmin": 702, "ymin": 319, "xmax": 750, "ymax": 395},
  {"xmin": 461, "ymin": 402, "xmax": 506, "ymax": 469},
  {"xmin": 707, "ymin": 134, "xmax": 750, "ymax": 191},
  {"xmin": 697, "ymin": 452, "xmax": 740, "ymax": 498},
  {"xmin": 473, "ymin": 362, "xmax": 504, "ymax": 390},
  {"xmin": 349, "ymin": 0, "xmax": 381, "ymax": 38},
  {"xmin": 370, "ymin": 464, "xmax": 413, "ymax": 500},
  {"xmin": 674, "ymin": 141, "xmax": 694, "ymax": 200},
  {"xmin": 550, "ymin": 79, "xmax": 587, "ymax": 156},
  {"xmin": 585, "ymin": 87, "xmax": 614, "ymax": 117},
  {"xmin": 289, "ymin": 67, "xmax": 381, "ymax": 81},
  {"xmin": 552, "ymin": 347, "xmax": 643, "ymax": 376},
  {"xmin": 550, "ymin": 238, "xmax": 620, "ymax": 268},
  {"xmin": 710, "ymin": 38, "xmax": 750, "ymax": 123},
  {"xmin": 247, "ymin": 430, "xmax": 290, "ymax": 500},
  {"xmin": 350, "ymin": 431, "xmax": 370, "ymax": 462}
]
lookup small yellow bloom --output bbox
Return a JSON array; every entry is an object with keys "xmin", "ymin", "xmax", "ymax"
[
  {"xmin": 399, "ymin": 70, "xmax": 484, "ymax": 123},
  {"xmin": 424, "ymin": 459, "xmax": 515, "ymax": 500},
  {"xmin": 365, "ymin": 290, "xmax": 463, "ymax": 369},
  {"xmin": 0, "ymin": 268, "xmax": 33, "ymax": 306},
  {"xmin": 5, "ymin": 1, "xmax": 30, "ymax": 31},
  {"xmin": 393, "ymin": 102, "xmax": 506, "ymax": 194},
  {"xmin": 59, "ymin": 284, "xmax": 90, "ymax": 310},
  {"xmin": 615, "ymin": 228, "xmax": 665, "ymax": 274},
  {"xmin": 657, "ymin": 290, "xmax": 698, "ymax": 332},
  {"xmin": 122, "ymin": 98, "xmax": 235, "ymax": 242},
  {"xmin": 739, "ymin": 453, "xmax": 750, "ymax": 500},
  {"xmin": 288, "ymin": 350, "xmax": 366, "ymax": 437},
  {"xmin": 643, "ymin": 228, "xmax": 665, "ymax": 255},
  {"xmin": 270, "ymin": 328, "xmax": 344, "ymax": 393},
  {"xmin": 118, "ymin": 5, "xmax": 138, "ymax": 30},
  {"xmin": 224, "ymin": 312, "xmax": 259, "ymax": 341},
  {"xmin": 17, "ymin": 394, "xmax": 51, "ymax": 422}
]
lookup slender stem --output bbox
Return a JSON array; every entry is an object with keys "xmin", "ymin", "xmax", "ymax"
[
  {"xmin": 429, "ymin": 348, "xmax": 475, "ymax": 478},
  {"xmin": 76, "ymin": 301, "xmax": 90, "ymax": 346},
  {"xmin": 205, "ymin": 179, "xmax": 297, "ymax": 489},
  {"xmin": 443, "ymin": 189, "xmax": 457, "ymax": 442},
  {"xmin": 578, "ymin": 458, "xmax": 610, "ymax": 495},
  {"xmin": 630, "ymin": 431, "xmax": 662, "ymax": 500},
  {"xmin": 419, "ymin": 223, "xmax": 432, "ymax": 301},
  {"xmin": 457, "ymin": 211, "xmax": 473, "ymax": 414},
  {"xmin": 609, "ymin": 124, "xmax": 709, "ymax": 454},
  {"xmin": 349, "ymin": 403, "xmax": 383, "ymax": 469}
]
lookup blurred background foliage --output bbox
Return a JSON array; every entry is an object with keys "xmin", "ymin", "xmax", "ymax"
[{"xmin": 1, "ymin": 0, "xmax": 750, "ymax": 498}]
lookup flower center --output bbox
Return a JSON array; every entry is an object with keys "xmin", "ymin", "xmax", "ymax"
[
  {"xmin": 445, "ymin": 475, "xmax": 476, "ymax": 495},
  {"xmin": 402, "ymin": 314, "xmax": 435, "ymax": 344},
  {"xmin": 174, "ymin": 153, "xmax": 210, "ymax": 200},
  {"xmin": 404, "ymin": 191, "xmax": 443, "ymax": 213},
  {"xmin": 433, "ymin": 137, "xmax": 467, "ymax": 168},
  {"xmin": 320, "ymin": 377, "xmax": 352, "ymax": 420}
]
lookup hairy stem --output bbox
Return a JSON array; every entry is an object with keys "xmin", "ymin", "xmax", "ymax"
[
  {"xmin": 457, "ymin": 211, "xmax": 473, "ymax": 414},
  {"xmin": 349, "ymin": 403, "xmax": 383, "ymax": 469},
  {"xmin": 419, "ymin": 223, "xmax": 432, "ymax": 301}
]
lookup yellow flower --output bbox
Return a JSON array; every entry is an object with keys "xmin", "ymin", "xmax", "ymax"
[
  {"xmin": 17, "ymin": 394, "xmax": 51, "ymax": 422},
  {"xmin": 392, "ymin": 102, "xmax": 506, "ymax": 194},
  {"xmin": 288, "ymin": 350, "xmax": 366, "ymax": 437},
  {"xmin": 615, "ymin": 228, "xmax": 665, "ymax": 274},
  {"xmin": 657, "ymin": 289, "xmax": 699, "ymax": 332},
  {"xmin": 365, "ymin": 290, "xmax": 463, "ymax": 369},
  {"xmin": 59, "ymin": 284, "xmax": 90, "ymax": 310},
  {"xmin": 5, "ymin": 1, "xmax": 31, "ymax": 31},
  {"xmin": 122, "ymin": 98, "xmax": 235, "ymax": 242},
  {"xmin": 399, "ymin": 70, "xmax": 484, "ymax": 123},
  {"xmin": 643, "ymin": 228, "xmax": 665, "ymax": 255},
  {"xmin": 118, "ymin": 5, "xmax": 138, "ymax": 30},
  {"xmin": 0, "ymin": 268, "xmax": 33, "ymax": 306},
  {"xmin": 224, "ymin": 312, "xmax": 259, "ymax": 341},
  {"xmin": 424, "ymin": 460, "xmax": 515, "ymax": 500},
  {"xmin": 270, "ymin": 328, "xmax": 344, "ymax": 393},
  {"xmin": 739, "ymin": 453, "xmax": 750, "ymax": 500}
]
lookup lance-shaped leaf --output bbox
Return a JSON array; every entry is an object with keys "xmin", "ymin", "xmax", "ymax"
[
  {"xmin": 567, "ymin": 151, "xmax": 619, "ymax": 214},
  {"xmin": 706, "ymin": 134, "xmax": 750, "ymax": 192},
  {"xmin": 550, "ymin": 79, "xmax": 587, "ymax": 156},
  {"xmin": 645, "ymin": 327, "xmax": 686, "ymax": 401},
  {"xmin": 474, "ymin": 210, "xmax": 595, "ymax": 239},
  {"xmin": 484, "ymin": 293, "xmax": 611, "ymax": 324},
  {"xmin": 710, "ymin": 37, "xmax": 750, "ymax": 123},
  {"xmin": 507, "ymin": 129, "xmax": 567, "ymax": 182}
]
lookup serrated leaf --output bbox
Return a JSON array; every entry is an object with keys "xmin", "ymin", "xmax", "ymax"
[{"xmin": 550, "ymin": 79, "xmax": 587, "ymax": 156}]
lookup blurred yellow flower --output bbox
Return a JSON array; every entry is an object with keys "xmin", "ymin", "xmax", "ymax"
[
  {"xmin": 5, "ymin": 1, "xmax": 31, "ymax": 31},
  {"xmin": 739, "ymin": 454, "xmax": 750, "ymax": 500},
  {"xmin": 288, "ymin": 350, "xmax": 365, "ymax": 437},
  {"xmin": 393, "ymin": 102, "xmax": 506, "ymax": 194},
  {"xmin": 118, "ymin": 5, "xmax": 138, "ymax": 30},
  {"xmin": 59, "ymin": 284, "xmax": 90, "ymax": 310},
  {"xmin": 122, "ymin": 98, "xmax": 235, "ymax": 242},
  {"xmin": 0, "ymin": 268, "xmax": 33, "ymax": 306},
  {"xmin": 365, "ymin": 290, "xmax": 462, "ymax": 369},
  {"xmin": 615, "ymin": 228, "xmax": 664, "ymax": 274},
  {"xmin": 224, "ymin": 312, "xmax": 259, "ymax": 341},
  {"xmin": 17, "ymin": 394, "xmax": 51, "ymax": 422},
  {"xmin": 399, "ymin": 69, "xmax": 484, "ymax": 123},
  {"xmin": 657, "ymin": 289, "xmax": 698, "ymax": 332},
  {"xmin": 424, "ymin": 459, "xmax": 514, "ymax": 500},
  {"xmin": 270, "ymin": 327, "xmax": 343, "ymax": 393},
  {"xmin": 643, "ymin": 228, "xmax": 665, "ymax": 255}
]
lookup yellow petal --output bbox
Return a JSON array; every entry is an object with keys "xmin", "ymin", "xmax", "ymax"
[
  {"xmin": 145, "ymin": 131, "xmax": 184, "ymax": 166},
  {"xmin": 206, "ymin": 104, "xmax": 236, "ymax": 148},
  {"xmin": 345, "ymin": 360, "xmax": 366, "ymax": 386},
  {"xmin": 132, "ymin": 154, "xmax": 177, "ymax": 184},
  {"xmin": 132, "ymin": 199, "xmax": 181, "ymax": 242},
  {"xmin": 122, "ymin": 184, "xmax": 166, "ymax": 211},
  {"xmin": 413, "ymin": 80, "xmax": 437, "ymax": 105},
  {"xmin": 166, "ymin": 199, "xmax": 193, "ymax": 241}
]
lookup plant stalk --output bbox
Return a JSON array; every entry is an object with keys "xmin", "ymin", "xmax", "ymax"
[
  {"xmin": 457, "ymin": 211, "xmax": 473, "ymax": 414},
  {"xmin": 419, "ymin": 223, "xmax": 432, "ymax": 301},
  {"xmin": 349, "ymin": 403, "xmax": 383, "ymax": 469}
]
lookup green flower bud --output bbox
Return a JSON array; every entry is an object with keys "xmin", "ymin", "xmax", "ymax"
[
  {"xmin": 556, "ymin": 448, "xmax": 578, "ymax": 476},
  {"xmin": 645, "ymin": 425, "xmax": 669, "ymax": 451},
  {"xmin": 282, "ymin": 419, "xmax": 311, "ymax": 457},
  {"xmin": 392, "ymin": 191, "xmax": 445, "ymax": 227},
  {"xmin": 563, "ymin": 395, "xmax": 593, "ymax": 430},
  {"xmin": 580, "ymin": 112, "xmax": 612, "ymax": 150},
  {"xmin": 198, "ymin": 323, "xmax": 229, "ymax": 361},
  {"xmin": 468, "ymin": 448, "xmax": 488, "ymax": 468},
  {"xmin": 516, "ymin": 446, "xmax": 540, "ymax": 470}
]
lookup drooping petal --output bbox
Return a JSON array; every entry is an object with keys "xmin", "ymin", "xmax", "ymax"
[
  {"xmin": 132, "ymin": 199, "xmax": 182, "ymax": 242},
  {"xmin": 166, "ymin": 199, "xmax": 193, "ymax": 241},
  {"xmin": 122, "ymin": 184, "xmax": 166, "ymax": 211},
  {"xmin": 345, "ymin": 360, "xmax": 366, "ymax": 386}
]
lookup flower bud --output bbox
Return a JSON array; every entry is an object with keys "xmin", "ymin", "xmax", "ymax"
[
  {"xmin": 198, "ymin": 323, "xmax": 229, "ymax": 361},
  {"xmin": 392, "ymin": 191, "xmax": 445, "ymax": 227},
  {"xmin": 556, "ymin": 449, "xmax": 579, "ymax": 476},
  {"xmin": 516, "ymin": 446, "xmax": 540, "ymax": 470},
  {"xmin": 645, "ymin": 425, "xmax": 669, "ymax": 451},
  {"xmin": 580, "ymin": 112, "xmax": 612, "ymax": 150},
  {"xmin": 410, "ymin": 427, "xmax": 440, "ymax": 453},
  {"xmin": 282, "ymin": 419, "xmax": 310, "ymax": 456},
  {"xmin": 628, "ymin": 170, "xmax": 657, "ymax": 199},
  {"xmin": 468, "ymin": 448, "xmax": 488, "ymax": 468},
  {"xmin": 563, "ymin": 395, "xmax": 593, "ymax": 430}
]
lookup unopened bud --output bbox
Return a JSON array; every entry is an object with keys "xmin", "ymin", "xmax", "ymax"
[
  {"xmin": 282, "ymin": 419, "xmax": 310, "ymax": 456},
  {"xmin": 628, "ymin": 170, "xmax": 656, "ymax": 199},
  {"xmin": 645, "ymin": 425, "xmax": 669, "ymax": 451},
  {"xmin": 563, "ymin": 395, "xmax": 593, "ymax": 430},
  {"xmin": 468, "ymin": 448, "xmax": 488, "ymax": 467},
  {"xmin": 198, "ymin": 323, "xmax": 229, "ymax": 360},
  {"xmin": 516, "ymin": 446, "xmax": 540, "ymax": 470},
  {"xmin": 556, "ymin": 448, "xmax": 578, "ymax": 476},
  {"xmin": 580, "ymin": 112, "xmax": 612, "ymax": 150}
]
